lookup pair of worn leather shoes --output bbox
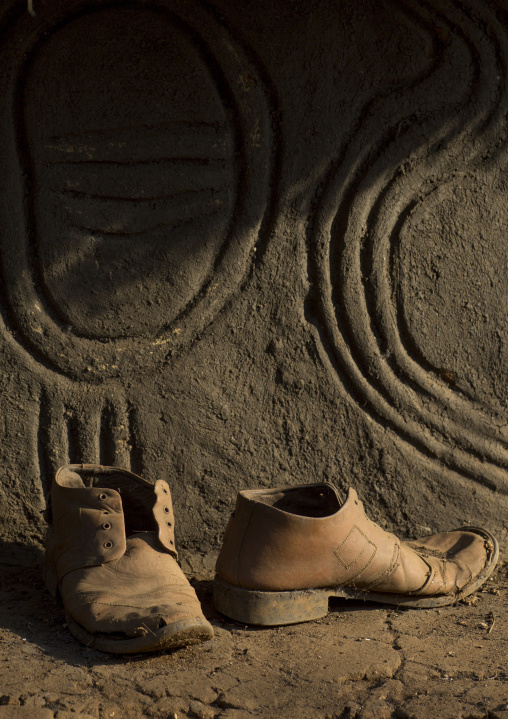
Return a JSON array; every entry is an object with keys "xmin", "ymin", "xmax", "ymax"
[{"xmin": 44, "ymin": 464, "xmax": 499, "ymax": 654}]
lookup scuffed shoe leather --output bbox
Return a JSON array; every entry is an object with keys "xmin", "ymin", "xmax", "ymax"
[
  {"xmin": 214, "ymin": 483, "xmax": 499, "ymax": 625},
  {"xmin": 44, "ymin": 464, "xmax": 213, "ymax": 653}
]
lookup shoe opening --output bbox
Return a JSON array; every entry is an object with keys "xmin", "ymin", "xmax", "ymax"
[
  {"xmin": 260, "ymin": 484, "xmax": 341, "ymax": 517},
  {"xmin": 58, "ymin": 465, "xmax": 157, "ymax": 535}
]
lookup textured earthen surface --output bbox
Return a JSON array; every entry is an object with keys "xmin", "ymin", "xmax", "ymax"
[
  {"xmin": 1, "ymin": 0, "xmax": 507, "ymax": 554},
  {"xmin": 0, "ymin": 550, "xmax": 507, "ymax": 719},
  {"xmin": 0, "ymin": 0, "xmax": 507, "ymax": 711}
]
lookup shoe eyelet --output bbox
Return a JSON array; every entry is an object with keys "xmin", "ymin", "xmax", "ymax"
[
  {"xmin": 163, "ymin": 488, "xmax": 168, "ymax": 494},
  {"xmin": 103, "ymin": 541, "xmax": 113, "ymax": 549},
  {"xmin": 98, "ymin": 493, "xmax": 108, "ymax": 500},
  {"xmin": 102, "ymin": 522, "xmax": 111, "ymax": 530},
  {"xmin": 103, "ymin": 510, "xmax": 110, "ymax": 515},
  {"xmin": 167, "ymin": 521, "xmax": 172, "ymax": 527},
  {"xmin": 169, "ymin": 540, "xmax": 174, "ymax": 545},
  {"xmin": 163, "ymin": 507, "xmax": 170, "ymax": 514}
]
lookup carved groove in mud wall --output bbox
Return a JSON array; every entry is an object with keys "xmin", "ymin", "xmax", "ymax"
[
  {"xmin": 0, "ymin": 0, "xmax": 271, "ymax": 382},
  {"xmin": 309, "ymin": 0, "xmax": 508, "ymax": 493},
  {"xmin": 0, "ymin": 0, "xmax": 272, "ymax": 492}
]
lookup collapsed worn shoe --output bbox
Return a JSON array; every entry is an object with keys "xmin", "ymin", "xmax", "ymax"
[
  {"xmin": 214, "ymin": 483, "xmax": 499, "ymax": 625},
  {"xmin": 44, "ymin": 464, "xmax": 213, "ymax": 653}
]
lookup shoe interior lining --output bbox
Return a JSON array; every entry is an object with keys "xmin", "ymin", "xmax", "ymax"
[
  {"xmin": 259, "ymin": 485, "xmax": 341, "ymax": 517},
  {"xmin": 59, "ymin": 467, "xmax": 156, "ymax": 534}
]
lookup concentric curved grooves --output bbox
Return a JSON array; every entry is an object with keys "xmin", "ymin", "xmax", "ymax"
[
  {"xmin": 372, "ymin": 164, "xmax": 508, "ymax": 447},
  {"xmin": 0, "ymin": 0, "xmax": 272, "ymax": 381},
  {"xmin": 23, "ymin": 3, "xmax": 240, "ymax": 344},
  {"xmin": 365, "ymin": 168, "xmax": 508, "ymax": 463},
  {"xmin": 345, "ymin": 0, "xmax": 508, "ymax": 466},
  {"xmin": 386, "ymin": 0, "xmax": 508, "ymax": 409},
  {"xmin": 312, "ymin": 0, "xmax": 508, "ymax": 491},
  {"xmin": 363, "ymin": 0, "xmax": 508, "ymax": 452}
]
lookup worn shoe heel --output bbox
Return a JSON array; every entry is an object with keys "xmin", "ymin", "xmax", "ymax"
[{"xmin": 213, "ymin": 576, "xmax": 330, "ymax": 626}]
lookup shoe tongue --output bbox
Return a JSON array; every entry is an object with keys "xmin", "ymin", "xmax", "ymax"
[
  {"xmin": 93, "ymin": 472, "xmax": 156, "ymax": 534},
  {"xmin": 56, "ymin": 466, "xmax": 160, "ymax": 535},
  {"xmin": 59, "ymin": 470, "xmax": 86, "ymax": 488},
  {"xmin": 126, "ymin": 530, "xmax": 159, "ymax": 546},
  {"xmin": 91, "ymin": 471, "xmax": 152, "ymax": 502}
]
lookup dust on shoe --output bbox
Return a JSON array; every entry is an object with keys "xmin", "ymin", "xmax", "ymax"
[
  {"xmin": 214, "ymin": 482, "xmax": 499, "ymax": 625},
  {"xmin": 44, "ymin": 464, "xmax": 213, "ymax": 653}
]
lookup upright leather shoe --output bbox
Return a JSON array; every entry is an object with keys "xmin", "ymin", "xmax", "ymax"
[
  {"xmin": 44, "ymin": 464, "xmax": 213, "ymax": 653},
  {"xmin": 214, "ymin": 483, "xmax": 499, "ymax": 625}
]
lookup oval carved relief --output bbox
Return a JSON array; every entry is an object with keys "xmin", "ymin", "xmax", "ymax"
[{"xmin": 0, "ymin": 0, "xmax": 272, "ymax": 379}]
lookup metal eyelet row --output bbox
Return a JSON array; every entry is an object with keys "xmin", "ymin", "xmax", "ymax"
[
  {"xmin": 96, "ymin": 497, "xmax": 114, "ymax": 548},
  {"xmin": 159, "ymin": 485, "xmax": 173, "ymax": 539},
  {"xmin": 163, "ymin": 508, "xmax": 172, "ymax": 528},
  {"xmin": 97, "ymin": 483, "xmax": 175, "ymax": 548}
]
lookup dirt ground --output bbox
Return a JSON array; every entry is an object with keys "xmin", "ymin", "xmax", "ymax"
[
  {"xmin": 0, "ymin": 2, "xmax": 507, "ymax": 717},
  {"xmin": 0, "ymin": 546, "xmax": 506, "ymax": 719}
]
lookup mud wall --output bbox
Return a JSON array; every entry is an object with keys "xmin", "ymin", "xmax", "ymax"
[{"xmin": 0, "ymin": 0, "xmax": 507, "ymax": 554}]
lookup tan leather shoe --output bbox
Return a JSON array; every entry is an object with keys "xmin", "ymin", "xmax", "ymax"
[
  {"xmin": 214, "ymin": 483, "xmax": 499, "ymax": 625},
  {"xmin": 44, "ymin": 464, "xmax": 213, "ymax": 653}
]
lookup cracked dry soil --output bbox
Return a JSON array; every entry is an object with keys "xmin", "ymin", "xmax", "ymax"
[{"xmin": 0, "ymin": 550, "xmax": 506, "ymax": 719}]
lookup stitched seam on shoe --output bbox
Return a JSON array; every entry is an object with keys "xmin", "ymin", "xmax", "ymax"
[
  {"xmin": 406, "ymin": 555, "xmax": 435, "ymax": 594},
  {"xmin": 76, "ymin": 599, "xmax": 197, "ymax": 610},
  {"xmin": 412, "ymin": 557, "xmax": 473, "ymax": 595},
  {"xmin": 334, "ymin": 525, "xmax": 376, "ymax": 570},
  {"xmin": 411, "ymin": 552, "xmax": 471, "ymax": 594},
  {"xmin": 334, "ymin": 525, "xmax": 378, "ymax": 585},
  {"xmin": 346, "ymin": 544, "xmax": 377, "ymax": 586},
  {"xmin": 56, "ymin": 561, "xmax": 104, "ymax": 588},
  {"xmin": 75, "ymin": 585, "xmax": 197, "ymax": 601},
  {"xmin": 406, "ymin": 553, "xmax": 474, "ymax": 596},
  {"xmin": 440, "ymin": 558, "xmax": 447, "ymax": 586},
  {"xmin": 333, "ymin": 524, "xmax": 377, "ymax": 569},
  {"xmin": 362, "ymin": 540, "xmax": 401, "ymax": 590},
  {"xmin": 447, "ymin": 557, "xmax": 472, "ymax": 591},
  {"xmin": 406, "ymin": 547, "xmax": 446, "ymax": 593}
]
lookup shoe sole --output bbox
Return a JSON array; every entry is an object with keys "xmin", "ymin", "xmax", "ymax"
[
  {"xmin": 213, "ymin": 526, "xmax": 499, "ymax": 626},
  {"xmin": 66, "ymin": 614, "xmax": 214, "ymax": 654}
]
